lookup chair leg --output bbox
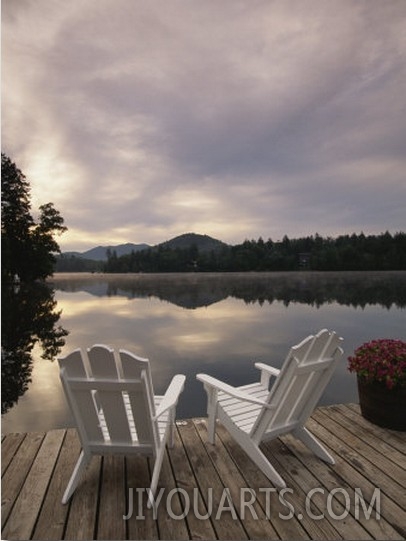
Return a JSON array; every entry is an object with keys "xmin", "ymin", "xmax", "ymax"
[
  {"xmin": 206, "ymin": 389, "xmax": 218, "ymax": 444},
  {"xmin": 62, "ymin": 450, "xmax": 90, "ymax": 504},
  {"xmin": 294, "ymin": 426, "xmax": 335, "ymax": 464},
  {"xmin": 243, "ymin": 442, "xmax": 287, "ymax": 489},
  {"xmin": 207, "ymin": 413, "xmax": 217, "ymax": 444},
  {"xmin": 147, "ymin": 445, "xmax": 166, "ymax": 509},
  {"xmin": 168, "ymin": 410, "xmax": 175, "ymax": 449},
  {"xmin": 168, "ymin": 422, "xmax": 174, "ymax": 449}
]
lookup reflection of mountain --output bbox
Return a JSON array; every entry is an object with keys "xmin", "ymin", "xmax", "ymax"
[
  {"xmin": 1, "ymin": 281, "xmax": 68, "ymax": 414},
  {"xmin": 50, "ymin": 271, "xmax": 406, "ymax": 309},
  {"xmin": 52, "ymin": 274, "xmax": 228, "ymax": 308}
]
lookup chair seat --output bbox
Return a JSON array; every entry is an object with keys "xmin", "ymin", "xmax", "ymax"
[{"xmin": 218, "ymin": 382, "xmax": 269, "ymax": 434}]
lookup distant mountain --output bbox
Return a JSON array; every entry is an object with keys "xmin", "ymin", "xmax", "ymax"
[
  {"xmin": 63, "ymin": 243, "xmax": 150, "ymax": 261},
  {"xmin": 155, "ymin": 233, "xmax": 228, "ymax": 253},
  {"xmin": 61, "ymin": 234, "xmax": 228, "ymax": 262}
]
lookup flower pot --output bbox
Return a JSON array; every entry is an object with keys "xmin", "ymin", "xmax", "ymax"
[{"xmin": 357, "ymin": 376, "xmax": 406, "ymax": 431}]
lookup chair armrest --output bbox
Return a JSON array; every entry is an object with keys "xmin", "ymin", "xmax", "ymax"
[
  {"xmin": 154, "ymin": 374, "xmax": 186, "ymax": 420},
  {"xmin": 254, "ymin": 362, "xmax": 280, "ymax": 377},
  {"xmin": 196, "ymin": 373, "xmax": 273, "ymax": 409},
  {"xmin": 254, "ymin": 363, "xmax": 280, "ymax": 387}
]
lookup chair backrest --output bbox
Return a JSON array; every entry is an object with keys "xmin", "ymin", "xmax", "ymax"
[
  {"xmin": 59, "ymin": 345, "xmax": 160, "ymax": 455},
  {"xmin": 251, "ymin": 329, "xmax": 343, "ymax": 442}
]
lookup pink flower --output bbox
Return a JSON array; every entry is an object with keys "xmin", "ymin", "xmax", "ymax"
[{"xmin": 348, "ymin": 339, "xmax": 406, "ymax": 389}]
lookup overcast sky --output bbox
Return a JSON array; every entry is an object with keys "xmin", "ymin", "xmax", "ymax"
[{"xmin": 2, "ymin": 0, "xmax": 406, "ymax": 251}]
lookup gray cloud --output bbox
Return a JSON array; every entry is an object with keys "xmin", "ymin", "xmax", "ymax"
[{"xmin": 2, "ymin": 0, "xmax": 406, "ymax": 250}]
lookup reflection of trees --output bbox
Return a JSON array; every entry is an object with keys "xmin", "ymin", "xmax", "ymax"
[
  {"xmin": 1, "ymin": 281, "xmax": 68, "ymax": 414},
  {"xmin": 230, "ymin": 272, "xmax": 406, "ymax": 310},
  {"xmin": 51, "ymin": 271, "xmax": 406, "ymax": 310}
]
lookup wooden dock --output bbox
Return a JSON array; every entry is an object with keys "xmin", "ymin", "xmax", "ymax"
[{"xmin": 2, "ymin": 404, "xmax": 405, "ymax": 540}]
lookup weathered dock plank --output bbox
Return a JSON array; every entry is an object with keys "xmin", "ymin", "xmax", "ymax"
[
  {"xmin": 32, "ymin": 428, "xmax": 81, "ymax": 540},
  {"xmin": 125, "ymin": 455, "xmax": 159, "ymax": 540},
  {"xmin": 306, "ymin": 411, "xmax": 406, "ymax": 538},
  {"xmin": 264, "ymin": 435, "xmax": 367, "ymax": 540},
  {"xmin": 315, "ymin": 407, "xmax": 406, "ymax": 487},
  {"xmin": 177, "ymin": 419, "xmax": 249, "ymax": 540},
  {"xmin": 336, "ymin": 404, "xmax": 406, "ymax": 460},
  {"xmin": 311, "ymin": 409, "xmax": 406, "ymax": 507},
  {"xmin": 63, "ymin": 455, "xmax": 102, "ymax": 540},
  {"xmin": 1, "ymin": 432, "xmax": 45, "ymax": 528},
  {"xmin": 194, "ymin": 419, "xmax": 278, "ymax": 540},
  {"xmin": 2, "ymin": 430, "xmax": 65, "ymax": 540},
  {"xmin": 154, "ymin": 450, "xmax": 190, "ymax": 541},
  {"xmin": 282, "ymin": 428, "xmax": 402, "ymax": 540},
  {"xmin": 97, "ymin": 455, "xmax": 127, "ymax": 540},
  {"xmin": 211, "ymin": 420, "xmax": 309, "ymax": 540},
  {"xmin": 2, "ymin": 404, "xmax": 405, "ymax": 540},
  {"xmin": 1, "ymin": 432, "xmax": 25, "ymax": 475},
  {"xmin": 168, "ymin": 424, "xmax": 217, "ymax": 540}
]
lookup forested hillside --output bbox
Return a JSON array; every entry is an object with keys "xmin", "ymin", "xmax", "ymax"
[{"xmin": 103, "ymin": 232, "xmax": 406, "ymax": 273}]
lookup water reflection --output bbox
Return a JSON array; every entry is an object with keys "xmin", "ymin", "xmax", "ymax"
[
  {"xmin": 1, "ymin": 280, "xmax": 68, "ymax": 414},
  {"xmin": 2, "ymin": 272, "xmax": 405, "ymax": 433},
  {"xmin": 51, "ymin": 271, "xmax": 406, "ymax": 309}
]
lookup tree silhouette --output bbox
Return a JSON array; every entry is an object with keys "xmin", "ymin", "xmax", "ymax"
[
  {"xmin": 1, "ymin": 153, "xmax": 68, "ymax": 412},
  {"xmin": 1, "ymin": 153, "xmax": 67, "ymax": 282}
]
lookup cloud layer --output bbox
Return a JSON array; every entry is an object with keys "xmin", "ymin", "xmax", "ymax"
[{"xmin": 3, "ymin": 0, "xmax": 406, "ymax": 250}]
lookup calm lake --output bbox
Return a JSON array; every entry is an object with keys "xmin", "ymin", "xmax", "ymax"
[{"xmin": 2, "ymin": 271, "xmax": 405, "ymax": 434}]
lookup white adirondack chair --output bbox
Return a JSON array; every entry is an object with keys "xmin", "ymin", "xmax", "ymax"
[
  {"xmin": 197, "ymin": 329, "xmax": 343, "ymax": 488},
  {"xmin": 59, "ymin": 345, "xmax": 185, "ymax": 504}
]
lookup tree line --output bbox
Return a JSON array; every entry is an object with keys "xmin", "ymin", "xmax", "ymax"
[
  {"xmin": 103, "ymin": 232, "xmax": 406, "ymax": 273},
  {"xmin": 3, "ymin": 152, "xmax": 405, "ymax": 276}
]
